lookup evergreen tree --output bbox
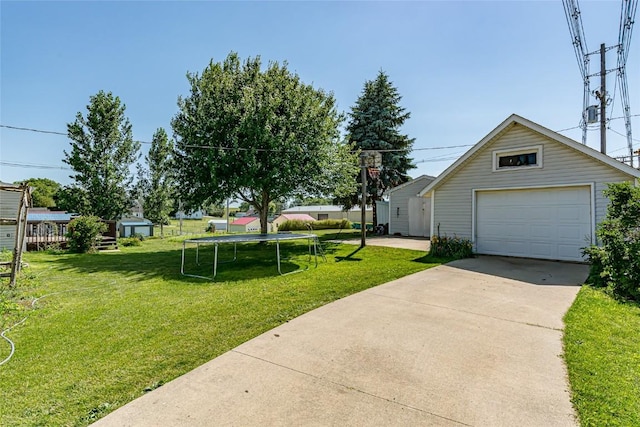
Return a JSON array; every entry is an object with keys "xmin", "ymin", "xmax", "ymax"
[
  {"xmin": 63, "ymin": 91, "xmax": 140, "ymax": 220},
  {"xmin": 336, "ymin": 71, "xmax": 415, "ymax": 225},
  {"xmin": 138, "ymin": 128, "xmax": 174, "ymax": 237}
]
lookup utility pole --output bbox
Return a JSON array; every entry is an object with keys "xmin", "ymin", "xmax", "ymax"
[{"xmin": 599, "ymin": 43, "xmax": 607, "ymax": 155}]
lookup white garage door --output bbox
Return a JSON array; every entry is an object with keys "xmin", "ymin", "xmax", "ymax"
[{"xmin": 476, "ymin": 187, "xmax": 592, "ymax": 262}]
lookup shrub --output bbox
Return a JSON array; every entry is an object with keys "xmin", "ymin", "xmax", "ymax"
[
  {"xmin": 429, "ymin": 234, "xmax": 473, "ymax": 259},
  {"xmin": 583, "ymin": 182, "xmax": 640, "ymax": 301},
  {"xmin": 66, "ymin": 216, "xmax": 107, "ymax": 253},
  {"xmin": 278, "ymin": 219, "xmax": 313, "ymax": 231},
  {"xmin": 119, "ymin": 237, "xmax": 142, "ymax": 247},
  {"xmin": 313, "ymin": 219, "xmax": 351, "ymax": 230},
  {"xmin": 206, "ymin": 222, "xmax": 216, "ymax": 233}
]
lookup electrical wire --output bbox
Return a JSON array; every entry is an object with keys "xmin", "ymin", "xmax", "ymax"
[{"xmin": 1, "ymin": 123, "xmax": 474, "ymax": 153}]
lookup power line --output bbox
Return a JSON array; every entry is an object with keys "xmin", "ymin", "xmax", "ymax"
[
  {"xmin": 608, "ymin": 126, "xmax": 640, "ymax": 143},
  {"xmin": 0, "ymin": 123, "xmax": 474, "ymax": 152},
  {"xmin": 0, "ymin": 161, "xmax": 71, "ymax": 170}
]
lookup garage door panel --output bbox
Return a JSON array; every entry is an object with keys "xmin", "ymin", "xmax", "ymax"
[
  {"xmin": 476, "ymin": 187, "xmax": 591, "ymax": 262},
  {"xmin": 530, "ymin": 242, "xmax": 554, "ymax": 258}
]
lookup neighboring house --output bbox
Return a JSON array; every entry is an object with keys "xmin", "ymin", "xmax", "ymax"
[
  {"xmin": 130, "ymin": 199, "xmax": 144, "ymax": 218},
  {"xmin": 175, "ymin": 210, "xmax": 204, "ymax": 220},
  {"xmin": 387, "ymin": 175, "xmax": 436, "ymax": 237},
  {"xmin": 282, "ymin": 205, "xmax": 373, "ymax": 223},
  {"xmin": 229, "ymin": 216, "xmax": 262, "ymax": 233},
  {"xmin": 26, "ymin": 209, "xmax": 75, "ymax": 249},
  {"xmin": 418, "ymin": 114, "xmax": 640, "ymax": 262},
  {"xmin": 272, "ymin": 213, "xmax": 316, "ymax": 231}
]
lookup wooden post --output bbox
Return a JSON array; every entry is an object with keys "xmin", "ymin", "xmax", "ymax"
[
  {"xmin": 360, "ymin": 163, "xmax": 367, "ymax": 248},
  {"xmin": 9, "ymin": 184, "xmax": 29, "ymax": 287}
]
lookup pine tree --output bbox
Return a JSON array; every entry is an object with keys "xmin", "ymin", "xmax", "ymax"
[
  {"xmin": 337, "ymin": 71, "xmax": 415, "ymax": 225},
  {"xmin": 138, "ymin": 128, "xmax": 174, "ymax": 237}
]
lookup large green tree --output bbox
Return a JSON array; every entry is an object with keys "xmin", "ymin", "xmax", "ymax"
[
  {"xmin": 172, "ymin": 52, "xmax": 358, "ymax": 233},
  {"xmin": 62, "ymin": 91, "xmax": 140, "ymax": 220},
  {"xmin": 15, "ymin": 178, "xmax": 60, "ymax": 207},
  {"xmin": 336, "ymin": 71, "xmax": 415, "ymax": 225},
  {"xmin": 136, "ymin": 128, "xmax": 174, "ymax": 237}
]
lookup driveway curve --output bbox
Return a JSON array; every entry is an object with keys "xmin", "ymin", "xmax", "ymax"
[{"xmin": 94, "ymin": 256, "xmax": 587, "ymax": 427}]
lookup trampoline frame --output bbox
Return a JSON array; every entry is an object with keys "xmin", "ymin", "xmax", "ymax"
[{"xmin": 180, "ymin": 233, "xmax": 319, "ymax": 280}]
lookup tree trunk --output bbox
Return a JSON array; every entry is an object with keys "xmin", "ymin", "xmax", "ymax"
[{"xmin": 259, "ymin": 193, "xmax": 270, "ymax": 234}]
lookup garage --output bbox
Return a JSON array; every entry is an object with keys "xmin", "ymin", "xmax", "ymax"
[{"xmin": 475, "ymin": 186, "xmax": 592, "ymax": 261}]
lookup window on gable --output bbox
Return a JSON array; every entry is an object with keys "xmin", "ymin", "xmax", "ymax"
[
  {"xmin": 498, "ymin": 152, "xmax": 537, "ymax": 168},
  {"xmin": 493, "ymin": 145, "xmax": 543, "ymax": 172}
]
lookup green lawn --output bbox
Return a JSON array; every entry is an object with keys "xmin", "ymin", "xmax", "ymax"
[
  {"xmin": 564, "ymin": 286, "xmax": 640, "ymax": 426},
  {"xmin": 0, "ymin": 232, "xmax": 440, "ymax": 426}
]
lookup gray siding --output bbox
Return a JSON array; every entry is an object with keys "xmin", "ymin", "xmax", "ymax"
[
  {"xmin": 0, "ymin": 190, "xmax": 21, "ymax": 250},
  {"xmin": 389, "ymin": 176, "xmax": 434, "ymax": 235},
  {"xmin": 433, "ymin": 124, "xmax": 634, "ymax": 239}
]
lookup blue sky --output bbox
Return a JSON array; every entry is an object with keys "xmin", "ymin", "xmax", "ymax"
[{"xmin": 1, "ymin": 1, "xmax": 638, "ymax": 186}]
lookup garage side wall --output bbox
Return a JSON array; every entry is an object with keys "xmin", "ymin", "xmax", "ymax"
[{"xmin": 433, "ymin": 124, "xmax": 634, "ymax": 239}]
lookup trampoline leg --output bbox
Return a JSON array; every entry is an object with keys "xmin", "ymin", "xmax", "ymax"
[
  {"xmin": 213, "ymin": 243, "xmax": 218, "ymax": 278},
  {"xmin": 276, "ymin": 241, "xmax": 282, "ymax": 275},
  {"xmin": 181, "ymin": 241, "xmax": 186, "ymax": 275}
]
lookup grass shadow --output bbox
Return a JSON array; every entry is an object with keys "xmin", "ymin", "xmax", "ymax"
[
  {"xmin": 42, "ymin": 240, "xmax": 321, "ymax": 284},
  {"xmin": 335, "ymin": 246, "xmax": 363, "ymax": 262}
]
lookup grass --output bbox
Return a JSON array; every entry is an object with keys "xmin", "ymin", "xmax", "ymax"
[
  {"xmin": 0, "ymin": 231, "xmax": 443, "ymax": 426},
  {"xmin": 564, "ymin": 286, "xmax": 640, "ymax": 426}
]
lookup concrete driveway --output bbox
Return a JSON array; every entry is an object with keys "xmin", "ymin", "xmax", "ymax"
[{"xmin": 94, "ymin": 256, "xmax": 587, "ymax": 427}]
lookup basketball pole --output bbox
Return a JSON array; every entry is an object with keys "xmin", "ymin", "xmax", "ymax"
[{"xmin": 360, "ymin": 157, "xmax": 367, "ymax": 248}]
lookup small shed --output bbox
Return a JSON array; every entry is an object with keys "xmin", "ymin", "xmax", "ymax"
[
  {"xmin": 229, "ymin": 216, "xmax": 262, "ymax": 233},
  {"xmin": 388, "ymin": 175, "xmax": 435, "ymax": 237},
  {"xmin": 272, "ymin": 213, "xmax": 316, "ymax": 231},
  {"xmin": 207, "ymin": 219, "xmax": 228, "ymax": 232},
  {"xmin": 119, "ymin": 219, "xmax": 154, "ymax": 237}
]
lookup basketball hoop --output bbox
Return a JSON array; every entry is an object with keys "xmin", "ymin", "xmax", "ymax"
[{"xmin": 368, "ymin": 167, "xmax": 380, "ymax": 179}]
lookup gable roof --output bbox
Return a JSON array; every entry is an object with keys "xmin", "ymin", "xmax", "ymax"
[
  {"xmin": 419, "ymin": 114, "xmax": 640, "ymax": 196},
  {"xmin": 232, "ymin": 216, "xmax": 261, "ymax": 225},
  {"xmin": 278, "ymin": 213, "xmax": 316, "ymax": 222},
  {"xmin": 388, "ymin": 174, "xmax": 436, "ymax": 195}
]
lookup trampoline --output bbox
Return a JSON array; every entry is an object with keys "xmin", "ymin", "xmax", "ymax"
[{"xmin": 180, "ymin": 233, "xmax": 320, "ymax": 280}]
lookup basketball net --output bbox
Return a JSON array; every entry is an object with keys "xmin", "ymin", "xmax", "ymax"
[{"xmin": 368, "ymin": 167, "xmax": 380, "ymax": 179}]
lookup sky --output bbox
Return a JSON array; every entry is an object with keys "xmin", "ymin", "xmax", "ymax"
[{"xmin": 1, "ymin": 0, "xmax": 638, "ymax": 187}]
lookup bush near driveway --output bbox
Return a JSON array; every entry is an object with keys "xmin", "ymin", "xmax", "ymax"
[
  {"xmin": 429, "ymin": 234, "xmax": 473, "ymax": 259},
  {"xmin": 583, "ymin": 182, "xmax": 640, "ymax": 301}
]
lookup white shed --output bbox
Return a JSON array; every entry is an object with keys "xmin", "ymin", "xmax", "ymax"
[
  {"xmin": 419, "ymin": 114, "xmax": 640, "ymax": 262},
  {"xmin": 387, "ymin": 175, "xmax": 435, "ymax": 237}
]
